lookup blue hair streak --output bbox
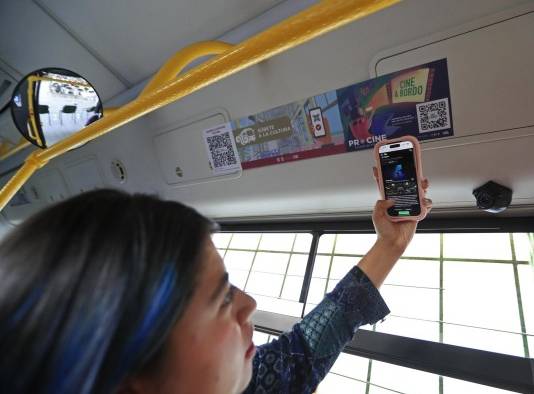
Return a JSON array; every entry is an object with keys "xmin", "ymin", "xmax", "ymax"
[
  {"xmin": 49, "ymin": 283, "xmax": 125, "ymax": 394},
  {"xmin": 112, "ymin": 262, "xmax": 178, "ymax": 382}
]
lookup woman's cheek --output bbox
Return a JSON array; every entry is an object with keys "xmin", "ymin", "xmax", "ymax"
[
  {"xmin": 212, "ymin": 318, "xmax": 242, "ymax": 355},
  {"xmin": 195, "ymin": 320, "xmax": 245, "ymax": 393}
]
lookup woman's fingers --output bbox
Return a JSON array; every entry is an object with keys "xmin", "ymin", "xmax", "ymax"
[
  {"xmin": 421, "ymin": 178, "xmax": 429, "ymax": 192},
  {"xmin": 423, "ymin": 197, "xmax": 433, "ymax": 212},
  {"xmin": 377, "ymin": 199, "xmax": 395, "ymax": 208},
  {"xmin": 374, "ymin": 199, "xmax": 395, "ymax": 218}
]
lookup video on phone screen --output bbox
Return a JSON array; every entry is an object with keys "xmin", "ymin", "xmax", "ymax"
[{"xmin": 379, "ymin": 148, "xmax": 421, "ymax": 217}]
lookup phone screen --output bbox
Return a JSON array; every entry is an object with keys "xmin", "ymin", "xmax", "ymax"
[{"xmin": 379, "ymin": 142, "xmax": 421, "ymax": 217}]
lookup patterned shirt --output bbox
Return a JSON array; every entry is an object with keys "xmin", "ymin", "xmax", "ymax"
[{"xmin": 243, "ymin": 266, "xmax": 390, "ymax": 394}]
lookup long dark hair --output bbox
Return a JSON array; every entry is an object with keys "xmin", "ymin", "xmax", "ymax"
[{"xmin": 0, "ymin": 189, "xmax": 216, "ymax": 393}]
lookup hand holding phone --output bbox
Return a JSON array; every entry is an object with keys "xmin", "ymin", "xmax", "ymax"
[{"xmin": 373, "ymin": 136, "xmax": 427, "ymax": 221}]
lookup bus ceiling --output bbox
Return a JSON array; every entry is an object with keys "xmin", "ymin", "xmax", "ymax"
[{"xmin": 0, "ymin": 0, "xmax": 532, "ymax": 222}]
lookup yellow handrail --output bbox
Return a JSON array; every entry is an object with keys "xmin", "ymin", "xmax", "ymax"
[{"xmin": 0, "ymin": 0, "xmax": 400, "ymax": 210}]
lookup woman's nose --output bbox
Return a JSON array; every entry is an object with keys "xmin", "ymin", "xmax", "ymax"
[{"xmin": 236, "ymin": 289, "xmax": 257, "ymax": 323}]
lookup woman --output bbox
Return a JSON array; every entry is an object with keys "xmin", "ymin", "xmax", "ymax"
[{"xmin": 0, "ymin": 181, "xmax": 430, "ymax": 394}]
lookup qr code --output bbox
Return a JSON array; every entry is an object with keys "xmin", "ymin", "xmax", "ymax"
[
  {"xmin": 416, "ymin": 98, "xmax": 451, "ymax": 132},
  {"xmin": 206, "ymin": 132, "xmax": 238, "ymax": 169}
]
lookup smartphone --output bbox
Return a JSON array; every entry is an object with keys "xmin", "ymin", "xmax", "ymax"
[{"xmin": 374, "ymin": 136, "xmax": 426, "ymax": 221}]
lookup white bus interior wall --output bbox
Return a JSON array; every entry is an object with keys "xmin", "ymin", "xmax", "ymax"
[{"xmin": 0, "ymin": 0, "xmax": 533, "ymax": 227}]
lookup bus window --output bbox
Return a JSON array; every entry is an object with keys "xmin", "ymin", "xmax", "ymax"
[
  {"xmin": 213, "ymin": 232, "xmax": 312, "ymax": 317},
  {"xmin": 305, "ymin": 232, "xmax": 533, "ymax": 357},
  {"xmin": 232, "ymin": 228, "xmax": 532, "ymax": 393}
]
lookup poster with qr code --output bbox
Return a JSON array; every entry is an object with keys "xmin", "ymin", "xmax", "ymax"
[
  {"xmin": 338, "ymin": 58, "xmax": 453, "ymax": 151},
  {"xmin": 202, "ymin": 123, "xmax": 242, "ymax": 175},
  {"xmin": 205, "ymin": 59, "xmax": 452, "ymax": 169}
]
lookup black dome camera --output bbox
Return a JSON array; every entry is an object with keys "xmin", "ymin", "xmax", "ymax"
[{"xmin": 473, "ymin": 181, "xmax": 512, "ymax": 213}]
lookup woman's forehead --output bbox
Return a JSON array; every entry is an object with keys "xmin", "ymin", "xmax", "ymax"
[{"xmin": 195, "ymin": 241, "xmax": 227, "ymax": 299}]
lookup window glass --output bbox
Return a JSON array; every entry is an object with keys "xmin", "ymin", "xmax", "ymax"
[
  {"xmin": 319, "ymin": 351, "xmax": 516, "ymax": 394},
  {"xmin": 253, "ymin": 252, "xmax": 290, "ymax": 274},
  {"xmin": 252, "ymin": 331, "xmax": 269, "ymax": 345},
  {"xmin": 376, "ymin": 316, "xmax": 439, "ymax": 342},
  {"xmin": 304, "ymin": 232, "xmax": 533, "ymax": 357},
  {"xmin": 443, "ymin": 233, "xmax": 512, "ymax": 260},
  {"xmin": 252, "ymin": 330, "xmax": 277, "ymax": 345},
  {"xmin": 443, "ymin": 323, "xmax": 524, "ymax": 356},
  {"xmin": 379, "ymin": 285, "xmax": 438, "ymax": 321},
  {"xmin": 317, "ymin": 373, "xmax": 367, "ymax": 393},
  {"xmin": 280, "ymin": 276, "xmax": 304, "ymax": 301},
  {"xmin": 245, "ymin": 230, "xmax": 533, "ymax": 393},
  {"xmin": 287, "ymin": 253, "xmax": 308, "ymax": 276},
  {"xmin": 329, "ymin": 352, "xmax": 369, "ymax": 381},
  {"xmin": 258, "ymin": 233, "xmax": 295, "ymax": 252},
  {"xmin": 311, "ymin": 255, "xmax": 331, "ymax": 278},
  {"xmin": 518, "ymin": 265, "xmax": 534, "ymax": 334},
  {"xmin": 369, "ymin": 360, "xmax": 438, "ymax": 393},
  {"xmin": 334, "ymin": 234, "xmax": 376, "ymax": 255},
  {"xmin": 443, "ymin": 261, "xmax": 519, "ymax": 332},
  {"xmin": 228, "ymin": 269, "xmax": 248, "ymax": 289},
  {"xmin": 228, "ymin": 233, "xmax": 261, "ymax": 250},
  {"xmin": 293, "ymin": 233, "xmax": 313, "ymax": 253},
  {"xmin": 513, "ymin": 233, "xmax": 532, "ymax": 262},
  {"xmin": 317, "ymin": 234, "xmax": 335, "ymax": 254},
  {"xmin": 443, "ymin": 377, "xmax": 516, "ymax": 393},
  {"xmin": 217, "ymin": 232, "xmax": 310, "ymax": 317},
  {"xmin": 224, "ymin": 250, "xmax": 255, "ymax": 271},
  {"xmin": 329, "ymin": 256, "xmax": 361, "ymax": 279},
  {"xmin": 384, "ymin": 258, "xmax": 439, "ymax": 288},
  {"xmin": 212, "ymin": 232, "xmax": 232, "ymax": 249},
  {"xmin": 403, "ymin": 233, "xmax": 441, "ymax": 258},
  {"xmin": 307, "ymin": 278, "xmax": 327, "ymax": 304}
]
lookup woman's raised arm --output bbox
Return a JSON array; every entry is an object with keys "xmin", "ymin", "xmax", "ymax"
[{"xmin": 243, "ymin": 189, "xmax": 431, "ymax": 394}]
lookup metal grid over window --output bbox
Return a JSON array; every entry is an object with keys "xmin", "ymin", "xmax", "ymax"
[
  {"xmin": 306, "ymin": 233, "xmax": 534, "ymax": 358},
  {"xmin": 212, "ymin": 232, "xmax": 312, "ymax": 317},
  {"xmin": 215, "ymin": 230, "xmax": 534, "ymax": 393},
  {"xmin": 252, "ymin": 330, "xmax": 517, "ymax": 393},
  {"xmin": 305, "ymin": 232, "xmax": 533, "ymax": 393}
]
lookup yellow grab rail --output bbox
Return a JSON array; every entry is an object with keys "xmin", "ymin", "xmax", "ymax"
[{"xmin": 0, "ymin": 0, "xmax": 400, "ymax": 210}]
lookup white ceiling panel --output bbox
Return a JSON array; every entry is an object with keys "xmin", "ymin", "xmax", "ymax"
[
  {"xmin": 0, "ymin": 0, "xmax": 126, "ymax": 101},
  {"xmin": 38, "ymin": 0, "xmax": 284, "ymax": 85}
]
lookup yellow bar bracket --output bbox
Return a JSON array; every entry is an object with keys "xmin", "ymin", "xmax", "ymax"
[
  {"xmin": 0, "ymin": 140, "xmax": 31, "ymax": 161},
  {"xmin": 140, "ymin": 40, "xmax": 234, "ymax": 97},
  {"xmin": 0, "ymin": 0, "xmax": 400, "ymax": 210},
  {"xmin": 105, "ymin": 40, "xmax": 233, "ymax": 115}
]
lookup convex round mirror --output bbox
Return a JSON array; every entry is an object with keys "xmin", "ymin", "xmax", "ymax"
[{"xmin": 10, "ymin": 67, "xmax": 103, "ymax": 149}]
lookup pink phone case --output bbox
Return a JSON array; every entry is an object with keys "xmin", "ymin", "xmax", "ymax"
[{"xmin": 373, "ymin": 135, "xmax": 427, "ymax": 222}]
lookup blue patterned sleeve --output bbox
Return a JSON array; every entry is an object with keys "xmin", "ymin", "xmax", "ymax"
[{"xmin": 242, "ymin": 266, "xmax": 390, "ymax": 394}]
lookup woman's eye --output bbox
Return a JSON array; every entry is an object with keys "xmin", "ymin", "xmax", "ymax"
[{"xmin": 222, "ymin": 285, "xmax": 236, "ymax": 307}]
